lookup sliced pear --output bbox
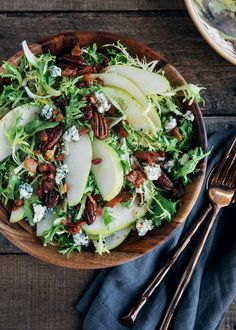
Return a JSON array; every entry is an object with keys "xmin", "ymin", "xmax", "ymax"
[
  {"xmin": 64, "ymin": 134, "xmax": 92, "ymax": 206},
  {"xmin": 103, "ymin": 86, "xmax": 156, "ymax": 133},
  {"xmin": 36, "ymin": 212, "xmax": 55, "ymax": 236},
  {"xmin": 91, "ymin": 138, "xmax": 123, "ymax": 201},
  {"xmin": 104, "ymin": 65, "xmax": 170, "ymax": 95},
  {"xmin": 92, "ymin": 227, "xmax": 131, "ymax": 251},
  {"xmin": 82, "ymin": 200, "xmax": 147, "ymax": 236},
  {"xmin": 94, "ymin": 73, "xmax": 161, "ymax": 131},
  {"xmin": 0, "ymin": 104, "xmax": 40, "ymax": 162},
  {"xmin": 10, "ymin": 206, "xmax": 25, "ymax": 223}
]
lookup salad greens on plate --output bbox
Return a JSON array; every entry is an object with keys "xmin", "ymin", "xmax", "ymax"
[{"xmin": 0, "ymin": 40, "xmax": 208, "ymax": 256}]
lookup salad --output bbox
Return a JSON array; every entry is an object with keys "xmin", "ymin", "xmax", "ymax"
[{"xmin": 0, "ymin": 40, "xmax": 208, "ymax": 255}]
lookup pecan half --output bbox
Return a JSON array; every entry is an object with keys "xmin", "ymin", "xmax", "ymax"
[
  {"xmin": 135, "ymin": 151, "xmax": 160, "ymax": 165},
  {"xmin": 83, "ymin": 194, "xmax": 97, "ymax": 225},
  {"xmin": 114, "ymin": 122, "xmax": 128, "ymax": 138},
  {"xmin": 157, "ymin": 171, "xmax": 174, "ymax": 191},
  {"xmin": 40, "ymin": 123, "xmax": 64, "ymax": 152},
  {"xmin": 126, "ymin": 169, "xmax": 144, "ymax": 188},
  {"xmin": 45, "ymin": 190, "xmax": 60, "ymax": 209},
  {"xmin": 81, "ymin": 104, "xmax": 94, "ymax": 121},
  {"xmin": 91, "ymin": 112, "xmax": 108, "ymax": 140}
]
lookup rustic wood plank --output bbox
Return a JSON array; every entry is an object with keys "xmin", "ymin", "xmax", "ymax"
[
  {"xmin": 0, "ymin": 116, "xmax": 235, "ymax": 255},
  {"xmin": 0, "ymin": 12, "xmax": 235, "ymax": 115},
  {"xmin": 0, "ymin": 0, "xmax": 185, "ymax": 12},
  {"xmin": 0, "ymin": 254, "xmax": 97, "ymax": 330},
  {"xmin": 0, "ymin": 254, "xmax": 234, "ymax": 330}
]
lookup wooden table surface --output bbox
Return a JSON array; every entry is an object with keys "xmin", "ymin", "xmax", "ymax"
[{"xmin": 0, "ymin": 1, "xmax": 235, "ymax": 329}]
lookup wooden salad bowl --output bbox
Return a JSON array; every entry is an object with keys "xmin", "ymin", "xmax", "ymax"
[{"xmin": 0, "ymin": 31, "xmax": 207, "ymax": 269}]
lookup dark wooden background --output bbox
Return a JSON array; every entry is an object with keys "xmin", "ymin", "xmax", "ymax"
[{"xmin": 0, "ymin": 1, "xmax": 235, "ymax": 329}]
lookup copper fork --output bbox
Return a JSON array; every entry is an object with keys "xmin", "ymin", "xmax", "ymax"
[{"xmin": 121, "ymin": 138, "xmax": 236, "ymax": 328}]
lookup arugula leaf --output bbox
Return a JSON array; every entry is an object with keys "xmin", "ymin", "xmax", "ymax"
[
  {"xmin": 150, "ymin": 193, "xmax": 177, "ymax": 226},
  {"xmin": 103, "ymin": 208, "xmax": 114, "ymax": 227}
]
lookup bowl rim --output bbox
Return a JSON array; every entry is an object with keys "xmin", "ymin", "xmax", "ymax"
[
  {"xmin": 0, "ymin": 31, "xmax": 207, "ymax": 269},
  {"xmin": 184, "ymin": 0, "xmax": 236, "ymax": 66}
]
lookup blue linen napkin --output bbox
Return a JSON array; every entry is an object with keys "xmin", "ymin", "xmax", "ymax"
[{"xmin": 76, "ymin": 131, "xmax": 236, "ymax": 330}]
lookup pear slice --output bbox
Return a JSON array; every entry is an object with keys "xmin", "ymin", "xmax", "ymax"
[
  {"xmin": 91, "ymin": 139, "xmax": 123, "ymax": 201},
  {"xmin": 94, "ymin": 73, "xmax": 161, "ymax": 131},
  {"xmin": 64, "ymin": 134, "xmax": 92, "ymax": 206},
  {"xmin": 103, "ymin": 86, "xmax": 156, "ymax": 133},
  {"xmin": 0, "ymin": 104, "xmax": 40, "ymax": 162},
  {"xmin": 36, "ymin": 212, "xmax": 55, "ymax": 236},
  {"xmin": 82, "ymin": 199, "xmax": 146, "ymax": 236},
  {"xmin": 92, "ymin": 227, "xmax": 131, "ymax": 251},
  {"xmin": 104, "ymin": 65, "xmax": 170, "ymax": 95},
  {"xmin": 10, "ymin": 206, "xmax": 25, "ymax": 223}
]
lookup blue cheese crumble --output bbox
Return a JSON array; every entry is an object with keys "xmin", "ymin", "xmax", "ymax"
[
  {"xmin": 63, "ymin": 125, "xmax": 80, "ymax": 142},
  {"xmin": 41, "ymin": 104, "xmax": 53, "ymax": 120},
  {"xmin": 33, "ymin": 204, "xmax": 46, "ymax": 223},
  {"xmin": 94, "ymin": 91, "xmax": 111, "ymax": 114},
  {"xmin": 19, "ymin": 183, "xmax": 33, "ymax": 199},
  {"xmin": 55, "ymin": 164, "xmax": 69, "ymax": 185},
  {"xmin": 164, "ymin": 159, "xmax": 175, "ymax": 173},
  {"xmin": 49, "ymin": 65, "xmax": 62, "ymax": 78},
  {"xmin": 144, "ymin": 164, "xmax": 162, "ymax": 181},
  {"xmin": 165, "ymin": 116, "xmax": 177, "ymax": 133},
  {"xmin": 183, "ymin": 110, "xmax": 194, "ymax": 122},
  {"xmin": 136, "ymin": 219, "xmax": 153, "ymax": 236},
  {"xmin": 73, "ymin": 231, "xmax": 89, "ymax": 247}
]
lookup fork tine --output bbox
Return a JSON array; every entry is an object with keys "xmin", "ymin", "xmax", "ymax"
[
  {"xmin": 213, "ymin": 137, "xmax": 236, "ymax": 181},
  {"xmin": 225, "ymin": 159, "xmax": 236, "ymax": 188},
  {"xmin": 223, "ymin": 152, "xmax": 236, "ymax": 183}
]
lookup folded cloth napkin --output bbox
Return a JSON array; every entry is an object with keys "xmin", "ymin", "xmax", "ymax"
[{"xmin": 76, "ymin": 131, "xmax": 236, "ymax": 330}]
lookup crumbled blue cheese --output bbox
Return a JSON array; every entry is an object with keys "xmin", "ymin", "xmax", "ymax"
[
  {"xmin": 144, "ymin": 164, "xmax": 162, "ymax": 181},
  {"xmin": 94, "ymin": 91, "xmax": 111, "ymax": 114},
  {"xmin": 136, "ymin": 219, "xmax": 153, "ymax": 236},
  {"xmin": 33, "ymin": 204, "xmax": 46, "ymax": 223},
  {"xmin": 41, "ymin": 104, "xmax": 53, "ymax": 120},
  {"xmin": 63, "ymin": 125, "xmax": 80, "ymax": 142},
  {"xmin": 165, "ymin": 116, "xmax": 177, "ymax": 133},
  {"xmin": 179, "ymin": 153, "xmax": 189, "ymax": 165},
  {"xmin": 164, "ymin": 159, "xmax": 175, "ymax": 173},
  {"xmin": 49, "ymin": 65, "xmax": 62, "ymax": 78},
  {"xmin": 73, "ymin": 231, "xmax": 89, "ymax": 247},
  {"xmin": 19, "ymin": 183, "xmax": 33, "ymax": 199},
  {"xmin": 55, "ymin": 164, "xmax": 69, "ymax": 185},
  {"xmin": 183, "ymin": 110, "xmax": 194, "ymax": 122}
]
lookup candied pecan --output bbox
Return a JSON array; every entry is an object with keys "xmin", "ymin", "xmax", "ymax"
[
  {"xmin": 126, "ymin": 169, "xmax": 144, "ymax": 188},
  {"xmin": 71, "ymin": 42, "xmax": 82, "ymax": 56},
  {"xmin": 43, "ymin": 177, "xmax": 56, "ymax": 193},
  {"xmin": 12, "ymin": 199, "xmax": 24, "ymax": 211},
  {"xmin": 83, "ymin": 74, "xmax": 94, "ymax": 86},
  {"xmin": 40, "ymin": 123, "xmax": 64, "ymax": 152},
  {"xmin": 114, "ymin": 122, "xmax": 128, "ymax": 138},
  {"xmin": 45, "ymin": 190, "xmax": 60, "ymax": 209},
  {"xmin": 55, "ymin": 154, "xmax": 65, "ymax": 162},
  {"xmin": 92, "ymin": 63, "xmax": 102, "ymax": 73},
  {"xmin": 36, "ymin": 187, "xmax": 44, "ymax": 199},
  {"xmin": 59, "ymin": 55, "xmax": 87, "ymax": 68},
  {"xmin": 62, "ymin": 67, "xmax": 78, "ymax": 77},
  {"xmin": 39, "ymin": 164, "xmax": 48, "ymax": 173},
  {"xmin": 83, "ymin": 194, "xmax": 97, "ymax": 225},
  {"xmin": 56, "ymin": 112, "xmax": 64, "ymax": 122},
  {"xmin": 135, "ymin": 151, "xmax": 159, "ymax": 165},
  {"xmin": 106, "ymin": 105, "xmax": 117, "ymax": 115},
  {"xmin": 93, "ymin": 194, "xmax": 102, "ymax": 201},
  {"xmin": 91, "ymin": 112, "xmax": 108, "ymax": 139},
  {"xmin": 81, "ymin": 104, "xmax": 93, "ymax": 121},
  {"xmin": 24, "ymin": 157, "xmax": 38, "ymax": 174},
  {"xmin": 157, "ymin": 171, "xmax": 174, "ymax": 191},
  {"xmin": 66, "ymin": 221, "xmax": 87, "ymax": 234},
  {"xmin": 97, "ymin": 206, "xmax": 103, "ymax": 216},
  {"xmin": 77, "ymin": 66, "xmax": 94, "ymax": 76},
  {"xmin": 79, "ymin": 128, "xmax": 90, "ymax": 136},
  {"xmin": 38, "ymin": 130, "xmax": 48, "ymax": 142},
  {"xmin": 170, "ymin": 127, "xmax": 183, "ymax": 141},
  {"xmin": 171, "ymin": 183, "xmax": 185, "ymax": 201},
  {"xmin": 105, "ymin": 189, "xmax": 133, "ymax": 208},
  {"xmin": 44, "ymin": 149, "xmax": 54, "ymax": 161},
  {"xmin": 92, "ymin": 158, "xmax": 102, "ymax": 165}
]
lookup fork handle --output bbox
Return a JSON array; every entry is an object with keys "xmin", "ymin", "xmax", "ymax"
[
  {"xmin": 121, "ymin": 203, "xmax": 212, "ymax": 327},
  {"xmin": 159, "ymin": 205, "xmax": 219, "ymax": 330}
]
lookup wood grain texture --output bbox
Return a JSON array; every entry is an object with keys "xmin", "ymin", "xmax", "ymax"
[
  {"xmin": 0, "ymin": 0, "xmax": 185, "ymax": 12},
  {"xmin": 0, "ymin": 254, "xmax": 96, "ymax": 330},
  {"xmin": 0, "ymin": 12, "xmax": 235, "ymax": 115}
]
